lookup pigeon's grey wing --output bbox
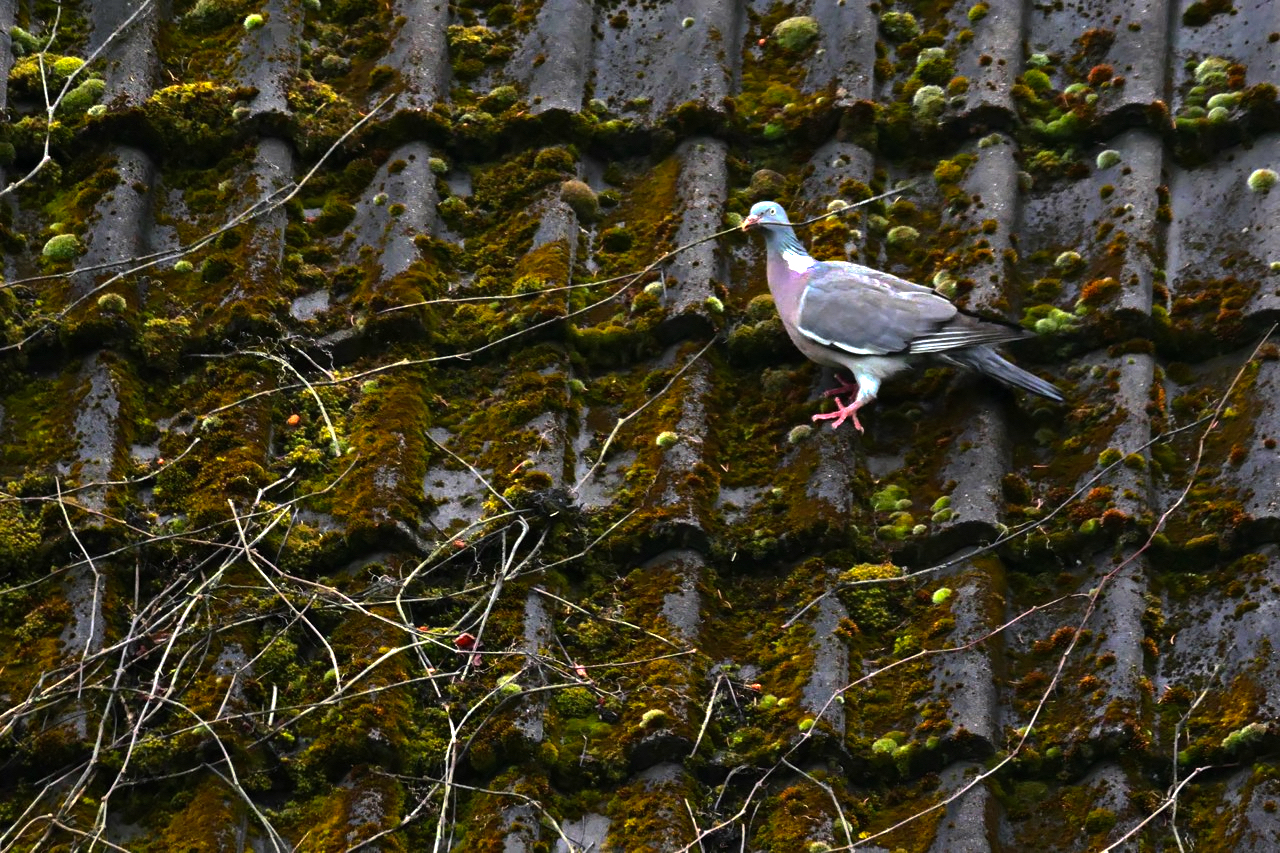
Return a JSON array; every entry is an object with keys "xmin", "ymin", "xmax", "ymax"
[
  {"xmin": 798, "ymin": 261, "xmax": 1031, "ymax": 355},
  {"xmin": 794, "ymin": 262, "xmax": 959, "ymax": 355},
  {"xmin": 908, "ymin": 315, "xmax": 1031, "ymax": 353}
]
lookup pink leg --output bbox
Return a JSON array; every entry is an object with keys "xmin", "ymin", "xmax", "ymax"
[
  {"xmin": 812, "ymin": 395, "xmax": 867, "ymax": 433},
  {"xmin": 822, "ymin": 373, "xmax": 860, "ymax": 398}
]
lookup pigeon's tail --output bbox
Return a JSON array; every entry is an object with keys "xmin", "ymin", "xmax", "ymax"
[{"xmin": 956, "ymin": 347, "xmax": 1064, "ymax": 402}]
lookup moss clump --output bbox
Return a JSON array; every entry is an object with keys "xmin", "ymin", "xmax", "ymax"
[
  {"xmin": 886, "ymin": 225, "xmax": 920, "ymax": 249},
  {"xmin": 532, "ymin": 146, "xmax": 575, "ymax": 172},
  {"xmin": 599, "ymin": 226, "xmax": 633, "ymax": 253},
  {"xmin": 912, "ymin": 85, "xmax": 946, "ymax": 121},
  {"xmin": 97, "ymin": 293, "xmax": 127, "ymax": 314},
  {"xmin": 871, "ymin": 736, "xmax": 898, "ymax": 753},
  {"xmin": 748, "ymin": 168, "xmax": 788, "ymax": 201},
  {"xmin": 1022, "ymin": 69, "xmax": 1053, "ymax": 93},
  {"xmin": 1083, "ymin": 808, "xmax": 1117, "ymax": 834},
  {"xmin": 52, "ymin": 56, "xmax": 84, "ymax": 76},
  {"xmin": 914, "ymin": 48, "xmax": 955, "ymax": 85},
  {"xmin": 639, "ymin": 708, "xmax": 669, "ymax": 728},
  {"xmin": 436, "ymin": 195, "xmax": 469, "ymax": 227},
  {"xmin": 553, "ymin": 687, "xmax": 597, "ymax": 717},
  {"xmin": 8, "ymin": 26, "xmax": 42, "ymax": 55},
  {"xmin": 314, "ymin": 197, "xmax": 357, "ymax": 234},
  {"xmin": 1053, "ymin": 250, "xmax": 1084, "ymax": 274},
  {"xmin": 1194, "ymin": 56, "xmax": 1231, "ymax": 87},
  {"xmin": 871, "ymin": 485, "xmax": 909, "ymax": 512},
  {"xmin": 1247, "ymin": 168, "xmax": 1278, "ymax": 193},
  {"xmin": 787, "ymin": 424, "xmax": 812, "ymax": 444},
  {"xmin": 771, "ymin": 16, "xmax": 820, "ymax": 52},
  {"xmin": 1221, "ymin": 721, "xmax": 1267, "ymax": 753},
  {"xmin": 0, "ymin": 501, "xmax": 42, "ymax": 571},
  {"xmin": 968, "ymin": 3, "xmax": 989, "ymax": 22},
  {"xmin": 243, "ymin": 13, "xmax": 265, "ymax": 30},
  {"xmin": 8, "ymin": 55, "xmax": 84, "ymax": 99},
  {"xmin": 761, "ymin": 121, "xmax": 787, "ymax": 142},
  {"xmin": 140, "ymin": 316, "xmax": 192, "ymax": 371},
  {"xmin": 479, "ymin": 84, "xmax": 519, "ymax": 113},
  {"xmin": 61, "ymin": 78, "xmax": 106, "ymax": 114},
  {"xmin": 933, "ymin": 158, "xmax": 970, "ymax": 185},
  {"xmin": 560, "ymin": 179, "xmax": 599, "ymax": 223},
  {"xmin": 1096, "ymin": 149, "xmax": 1121, "ymax": 169},
  {"xmin": 446, "ymin": 25, "xmax": 507, "ymax": 80},
  {"xmin": 183, "ymin": 0, "xmax": 242, "ymax": 31},
  {"xmin": 1027, "ymin": 306, "xmax": 1077, "ymax": 335},
  {"xmin": 41, "ymin": 233, "xmax": 82, "ymax": 261},
  {"xmin": 932, "ymin": 587, "xmax": 953, "ymax": 605},
  {"xmin": 655, "ymin": 431, "xmax": 679, "ymax": 449},
  {"xmin": 879, "ymin": 11, "xmax": 919, "ymax": 41},
  {"xmin": 1207, "ymin": 91, "xmax": 1241, "ymax": 110}
]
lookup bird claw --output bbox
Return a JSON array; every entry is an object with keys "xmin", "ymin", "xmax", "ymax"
[
  {"xmin": 822, "ymin": 373, "xmax": 860, "ymax": 399},
  {"xmin": 812, "ymin": 396, "xmax": 865, "ymax": 432}
]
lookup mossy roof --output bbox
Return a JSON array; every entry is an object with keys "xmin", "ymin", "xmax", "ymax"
[{"xmin": 1, "ymin": 0, "xmax": 1280, "ymax": 849}]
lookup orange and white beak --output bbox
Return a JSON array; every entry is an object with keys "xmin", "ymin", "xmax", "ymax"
[{"xmin": 740, "ymin": 213, "xmax": 760, "ymax": 230}]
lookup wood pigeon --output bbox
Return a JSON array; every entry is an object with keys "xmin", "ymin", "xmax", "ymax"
[{"xmin": 741, "ymin": 200, "xmax": 1063, "ymax": 432}]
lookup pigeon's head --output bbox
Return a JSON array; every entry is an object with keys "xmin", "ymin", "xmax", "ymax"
[{"xmin": 741, "ymin": 201, "xmax": 792, "ymax": 232}]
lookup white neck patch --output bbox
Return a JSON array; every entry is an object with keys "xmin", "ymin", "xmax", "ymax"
[{"xmin": 781, "ymin": 246, "xmax": 816, "ymax": 274}]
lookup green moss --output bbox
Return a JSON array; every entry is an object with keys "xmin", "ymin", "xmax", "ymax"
[
  {"xmin": 41, "ymin": 233, "xmax": 82, "ymax": 262},
  {"xmin": 1221, "ymin": 721, "xmax": 1267, "ymax": 753},
  {"xmin": 1022, "ymin": 69, "xmax": 1054, "ymax": 93},
  {"xmin": 1095, "ymin": 149, "xmax": 1121, "ymax": 169},
  {"xmin": 871, "ymin": 485, "xmax": 909, "ymax": 512},
  {"xmin": 97, "ymin": 293, "xmax": 127, "ymax": 314},
  {"xmin": 652, "ymin": 429, "xmax": 681, "ymax": 449},
  {"xmin": 560, "ymin": 179, "xmax": 599, "ymax": 222},
  {"xmin": 553, "ymin": 687, "xmax": 597, "ymax": 717},
  {"xmin": 1247, "ymin": 169, "xmax": 1278, "ymax": 193},
  {"xmin": 182, "ymin": 0, "xmax": 248, "ymax": 32},
  {"xmin": 141, "ymin": 83, "xmax": 253, "ymax": 161},
  {"xmin": 0, "ymin": 500, "xmax": 42, "ymax": 572},
  {"xmin": 1194, "ymin": 56, "xmax": 1231, "ymax": 86},
  {"xmin": 1054, "ymin": 250, "xmax": 1084, "ymax": 274},
  {"xmin": 771, "ymin": 16, "xmax": 820, "ymax": 52},
  {"xmin": 879, "ymin": 11, "xmax": 919, "ymax": 41},
  {"xmin": 1026, "ymin": 305, "xmax": 1078, "ymax": 335},
  {"xmin": 139, "ymin": 316, "xmax": 192, "ymax": 373},
  {"xmin": 1207, "ymin": 91, "xmax": 1241, "ymax": 110},
  {"xmin": 872, "ymin": 736, "xmax": 898, "ymax": 753},
  {"xmin": 787, "ymin": 424, "xmax": 812, "ymax": 444},
  {"xmin": 886, "ymin": 225, "xmax": 920, "ymax": 249},
  {"xmin": 914, "ymin": 48, "xmax": 955, "ymax": 85},
  {"xmin": 60, "ymin": 77, "xmax": 106, "ymax": 114},
  {"xmin": 447, "ymin": 24, "xmax": 507, "ymax": 80},
  {"xmin": 912, "ymin": 85, "xmax": 946, "ymax": 121},
  {"xmin": 1083, "ymin": 807, "xmax": 1117, "ymax": 834},
  {"xmin": 479, "ymin": 84, "xmax": 519, "ymax": 114},
  {"xmin": 639, "ymin": 708, "xmax": 669, "ymax": 728},
  {"xmin": 8, "ymin": 26, "xmax": 43, "ymax": 55}
]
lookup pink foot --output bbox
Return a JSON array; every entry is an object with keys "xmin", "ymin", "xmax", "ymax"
[
  {"xmin": 812, "ymin": 396, "xmax": 866, "ymax": 432},
  {"xmin": 822, "ymin": 373, "xmax": 860, "ymax": 399}
]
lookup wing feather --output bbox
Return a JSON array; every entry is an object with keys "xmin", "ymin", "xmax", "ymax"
[
  {"xmin": 795, "ymin": 262, "xmax": 956, "ymax": 355},
  {"xmin": 793, "ymin": 260, "xmax": 1029, "ymax": 357}
]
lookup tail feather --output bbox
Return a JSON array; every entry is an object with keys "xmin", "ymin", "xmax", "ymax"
[{"xmin": 953, "ymin": 347, "xmax": 1063, "ymax": 402}]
